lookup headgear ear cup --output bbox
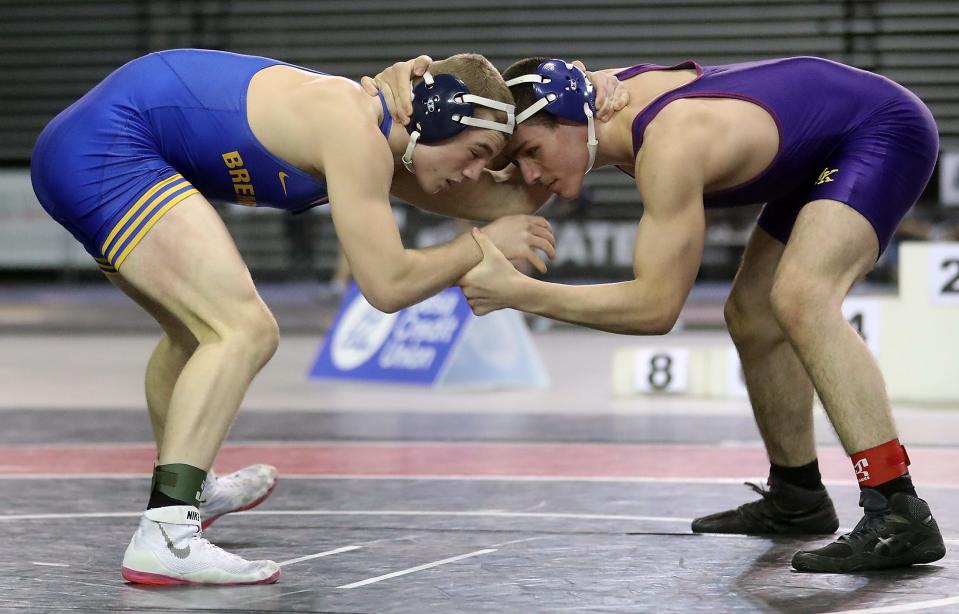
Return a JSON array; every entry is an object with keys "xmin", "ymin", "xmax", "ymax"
[
  {"xmin": 402, "ymin": 71, "xmax": 515, "ymax": 174},
  {"xmin": 408, "ymin": 73, "xmax": 475, "ymax": 144},
  {"xmin": 506, "ymin": 59, "xmax": 599, "ymax": 174}
]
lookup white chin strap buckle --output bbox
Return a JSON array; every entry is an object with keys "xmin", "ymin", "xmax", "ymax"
[
  {"xmin": 402, "ymin": 131, "xmax": 420, "ymax": 174},
  {"xmin": 584, "ymin": 103, "xmax": 597, "ymax": 175}
]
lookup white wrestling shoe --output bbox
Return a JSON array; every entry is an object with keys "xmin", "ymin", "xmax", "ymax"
[
  {"xmin": 199, "ymin": 464, "xmax": 278, "ymax": 529},
  {"xmin": 121, "ymin": 505, "xmax": 280, "ymax": 586}
]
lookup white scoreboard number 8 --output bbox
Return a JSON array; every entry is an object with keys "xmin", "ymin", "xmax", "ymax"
[
  {"xmin": 647, "ymin": 353, "xmax": 674, "ymax": 390},
  {"xmin": 634, "ymin": 348, "xmax": 689, "ymax": 393}
]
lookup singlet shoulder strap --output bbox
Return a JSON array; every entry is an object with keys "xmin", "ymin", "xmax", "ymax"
[
  {"xmin": 627, "ymin": 61, "xmax": 706, "ymax": 155},
  {"xmin": 376, "ymin": 90, "xmax": 393, "ymax": 138},
  {"xmin": 615, "ymin": 60, "xmax": 700, "ymax": 81}
]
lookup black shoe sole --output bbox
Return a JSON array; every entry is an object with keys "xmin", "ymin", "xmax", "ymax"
[
  {"xmin": 691, "ymin": 519, "xmax": 839, "ymax": 536},
  {"xmin": 791, "ymin": 543, "xmax": 946, "ymax": 573},
  {"xmin": 692, "ymin": 527, "xmax": 838, "ymax": 536}
]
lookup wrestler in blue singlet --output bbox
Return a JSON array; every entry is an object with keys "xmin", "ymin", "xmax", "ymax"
[
  {"xmin": 31, "ymin": 49, "xmax": 392, "ymax": 272},
  {"xmin": 616, "ymin": 57, "xmax": 939, "ymax": 254}
]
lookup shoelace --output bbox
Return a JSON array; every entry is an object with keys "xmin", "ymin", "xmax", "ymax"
[
  {"xmin": 220, "ymin": 474, "xmax": 259, "ymax": 489},
  {"xmin": 837, "ymin": 507, "xmax": 890, "ymax": 546},
  {"xmin": 188, "ymin": 528, "xmax": 255, "ymax": 565},
  {"xmin": 734, "ymin": 482, "xmax": 781, "ymax": 531},
  {"xmin": 744, "ymin": 482, "xmax": 769, "ymax": 499},
  {"xmin": 207, "ymin": 471, "xmax": 262, "ymax": 496},
  {"xmin": 201, "ymin": 474, "xmax": 248, "ymax": 504}
]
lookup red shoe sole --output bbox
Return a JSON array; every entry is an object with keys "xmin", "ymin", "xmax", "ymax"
[
  {"xmin": 202, "ymin": 478, "xmax": 278, "ymax": 530},
  {"xmin": 121, "ymin": 566, "xmax": 281, "ymax": 586}
]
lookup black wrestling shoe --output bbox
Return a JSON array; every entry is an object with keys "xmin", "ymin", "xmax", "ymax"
[
  {"xmin": 792, "ymin": 489, "xmax": 946, "ymax": 573},
  {"xmin": 692, "ymin": 479, "xmax": 839, "ymax": 535}
]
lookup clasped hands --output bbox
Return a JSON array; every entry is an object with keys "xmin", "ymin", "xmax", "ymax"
[{"xmin": 463, "ymin": 215, "xmax": 552, "ymax": 315}]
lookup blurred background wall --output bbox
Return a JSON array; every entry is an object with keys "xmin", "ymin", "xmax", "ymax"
[{"xmin": 2, "ymin": 0, "xmax": 957, "ymax": 284}]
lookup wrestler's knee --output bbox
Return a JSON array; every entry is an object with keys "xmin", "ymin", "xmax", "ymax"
[
  {"xmin": 193, "ymin": 299, "xmax": 279, "ymax": 372},
  {"xmin": 724, "ymin": 284, "xmax": 780, "ymax": 346},
  {"xmin": 769, "ymin": 271, "xmax": 837, "ymax": 339},
  {"xmin": 230, "ymin": 300, "xmax": 280, "ymax": 370}
]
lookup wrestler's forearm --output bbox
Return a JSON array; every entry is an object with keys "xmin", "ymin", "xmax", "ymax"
[
  {"xmin": 371, "ymin": 233, "xmax": 482, "ymax": 312},
  {"xmin": 512, "ymin": 275, "xmax": 679, "ymax": 335}
]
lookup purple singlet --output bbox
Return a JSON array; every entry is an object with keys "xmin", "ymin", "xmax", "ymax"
[{"xmin": 616, "ymin": 56, "xmax": 939, "ymax": 254}]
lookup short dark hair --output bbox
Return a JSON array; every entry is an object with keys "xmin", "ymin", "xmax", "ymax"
[{"xmin": 502, "ymin": 56, "xmax": 559, "ymax": 128}]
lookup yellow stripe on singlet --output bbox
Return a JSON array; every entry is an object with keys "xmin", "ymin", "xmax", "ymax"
[
  {"xmin": 105, "ymin": 180, "xmax": 190, "ymax": 262},
  {"xmin": 94, "ymin": 255, "xmax": 115, "ymax": 272},
  {"xmin": 99, "ymin": 174, "xmax": 184, "ymax": 256},
  {"xmin": 112, "ymin": 188, "xmax": 199, "ymax": 270}
]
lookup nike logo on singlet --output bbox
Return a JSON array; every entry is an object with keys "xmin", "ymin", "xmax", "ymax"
[{"xmin": 278, "ymin": 171, "xmax": 289, "ymax": 197}]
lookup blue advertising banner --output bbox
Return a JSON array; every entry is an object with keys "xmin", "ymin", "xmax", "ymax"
[
  {"xmin": 309, "ymin": 283, "xmax": 474, "ymax": 385},
  {"xmin": 310, "ymin": 282, "xmax": 550, "ymax": 388}
]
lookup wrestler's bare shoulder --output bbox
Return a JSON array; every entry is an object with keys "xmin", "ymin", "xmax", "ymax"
[
  {"xmin": 642, "ymin": 98, "xmax": 779, "ymax": 191},
  {"xmin": 247, "ymin": 66, "xmax": 382, "ymax": 173}
]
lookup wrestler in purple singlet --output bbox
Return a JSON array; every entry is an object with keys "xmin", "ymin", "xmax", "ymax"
[{"xmin": 616, "ymin": 56, "xmax": 939, "ymax": 254}]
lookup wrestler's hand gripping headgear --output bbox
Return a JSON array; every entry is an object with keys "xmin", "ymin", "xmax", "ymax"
[
  {"xmin": 505, "ymin": 59, "xmax": 598, "ymax": 174},
  {"xmin": 403, "ymin": 72, "xmax": 516, "ymax": 174}
]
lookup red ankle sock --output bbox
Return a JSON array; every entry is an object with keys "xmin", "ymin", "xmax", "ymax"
[{"xmin": 850, "ymin": 438, "xmax": 910, "ymax": 487}]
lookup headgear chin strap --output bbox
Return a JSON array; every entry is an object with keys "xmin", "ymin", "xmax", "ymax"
[
  {"xmin": 505, "ymin": 60, "xmax": 598, "ymax": 174},
  {"xmin": 402, "ymin": 71, "xmax": 515, "ymax": 174}
]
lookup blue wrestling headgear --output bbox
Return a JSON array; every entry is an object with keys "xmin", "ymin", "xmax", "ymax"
[
  {"xmin": 505, "ymin": 59, "xmax": 599, "ymax": 173},
  {"xmin": 403, "ymin": 71, "xmax": 515, "ymax": 174}
]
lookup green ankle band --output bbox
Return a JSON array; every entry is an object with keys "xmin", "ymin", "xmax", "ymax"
[{"xmin": 152, "ymin": 463, "xmax": 208, "ymax": 506}]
